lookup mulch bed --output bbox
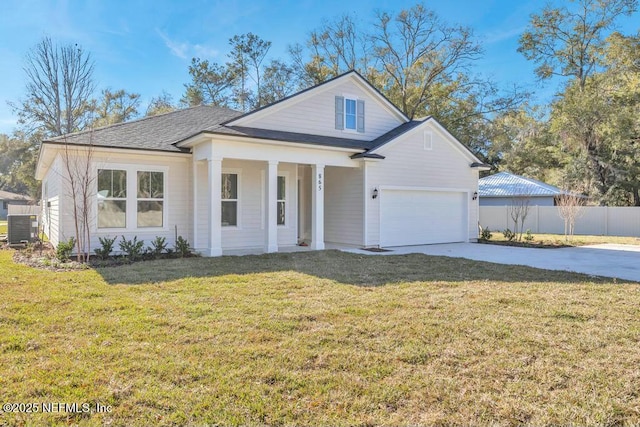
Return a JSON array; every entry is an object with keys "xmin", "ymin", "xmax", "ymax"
[{"xmin": 477, "ymin": 239, "xmax": 572, "ymax": 249}]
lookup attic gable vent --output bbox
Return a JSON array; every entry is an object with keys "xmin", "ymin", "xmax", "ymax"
[{"xmin": 424, "ymin": 131, "xmax": 433, "ymax": 150}]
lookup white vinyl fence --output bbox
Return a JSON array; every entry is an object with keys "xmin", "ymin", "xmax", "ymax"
[{"xmin": 480, "ymin": 206, "xmax": 640, "ymax": 237}]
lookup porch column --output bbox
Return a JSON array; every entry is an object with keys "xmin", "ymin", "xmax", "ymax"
[
  {"xmin": 192, "ymin": 159, "xmax": 199, "ymax": 250},
  {"xmin": 311, "ymin": 164, "xmax": 325, "ymax": 250},
  {"xmin": 208, "ymin": 158, "xmax": 222, "ymax": 257},
  {"xmin": 265, "ymin": 160, "xmax": 279, "ymax": 253}
]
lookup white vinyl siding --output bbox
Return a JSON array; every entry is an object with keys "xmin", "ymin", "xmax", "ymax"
[
  {"xmin": 51, "ymin": 149, "xmax": 192, "ymax": 253},
  {"xmin": 235, "ymin": 79, "xmax": 402, "ymax": 141},
  {"xmin": 366, "ymin": 122, "xmax": 479, "ymax": 246},
  {"xmin": 41, "ymin": 155, "xmax": 62, "ymax": 246},
  {"xmin": 325, "ymin": 165, "xmax": 364, "ymax": 246}
]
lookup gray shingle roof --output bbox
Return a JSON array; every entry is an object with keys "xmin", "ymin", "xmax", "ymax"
[
  {"xmin": 0, "ymin": 189, "xmax": 32, "ymax": 201},
  {"xmin": 44, "ymin": 105, "xmax": 242, "ymax": 153},
  {"xmin": 202, "ymin": 125, "xmax": 372, "ymax": 150},
  {"xmin": 479, "ymin": 172, "xmax": 565, "ymax": 197}
]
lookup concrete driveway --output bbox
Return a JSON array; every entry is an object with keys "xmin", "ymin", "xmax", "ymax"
[{"xmin": 347, "ymin": 242, "xmax": 640, "ymax": 282}]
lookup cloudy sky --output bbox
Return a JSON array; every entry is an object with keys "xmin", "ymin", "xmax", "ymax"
[{"xmin": 0, "ymin": 0, "xmax": 637, "ymax": 134}]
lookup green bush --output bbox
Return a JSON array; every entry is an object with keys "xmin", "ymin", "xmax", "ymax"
[
  {"xmin": 148, "ymin": 236, "xmax": 168, "ymax": 258},
  {"xmin": 56, "ymin": 237, "xmax": 76, "ymax": 262},
  {"xmin": 174, "ymin": 236, "xmax": 191, "ymax": 258},
  {"xmin": 480, "ymin": 227, "xmax": 492, "ymax": 240},
  {"xmin": 502, "ymin": 229, "xmax": 516, "ymax": 242},
  {"xmin": 119, "ymin": 236, "xmax": 145, "ymax": 262},
  {"xmin": 524, "ymin": 229, "xmax": 535, "ymax": 242},
  {"xmin": 94, "ymin": 236, "xmax": 117, "ymax": 260}
]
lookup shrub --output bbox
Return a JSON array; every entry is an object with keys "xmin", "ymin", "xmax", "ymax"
[
  {"xmin": 56, "ymin": 237, "xmax": 76, "ymax": 262},
  {"xmin": 502, "ymin": 229, "xmax": 516, "ymax": 242},
  {"xmin": 480, "ymin": 227, "xmax": 492, "ymax": 240},
  {"xmin": 524, "ymin": 229, "xmax": 535, "ymax": 242},
  {"xmin": 119, "ymin": 236, "xmax": 145, "ymax": 262},
  {"xmin": 149, "ymin": 236, "xmax": 168, "ymax": 258},
  {"xmin": 174, "ymin": 236, "xmax": 191, "ymax": 258},
  {"xmin": 94, "ymin": 236, "xmax": 117, "ymax": 260}
]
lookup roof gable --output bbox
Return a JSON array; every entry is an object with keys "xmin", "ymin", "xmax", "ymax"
[
  {"xmin": 225, "ymin": 71, "xmax": 409, "ymax": 139},
  {"xmin": 479, "ymin": 172, "xmax": 563, "ymax": 197},
  {"xmin": 367, "ymin": 116, "xmax": 485, "ymax": 165}
]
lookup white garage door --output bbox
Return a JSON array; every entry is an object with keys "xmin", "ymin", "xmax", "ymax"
[{"xmin": 380, "ymin": 190, "xmax": 467, "ymax": 247}]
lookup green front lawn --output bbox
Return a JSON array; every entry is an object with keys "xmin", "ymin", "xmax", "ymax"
[
  {"xmin": 1, "ymin": 250, "xmax": 639, "ymax": 426},
  {"xmin": 0, "ymin": 220, "xmax": 6, "ymax": 234}
]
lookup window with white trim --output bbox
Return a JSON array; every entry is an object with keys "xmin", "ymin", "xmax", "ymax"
[
  {"xmin": 221, "ymin": 173, "xmax": 238, "ymax": 226},
  {"xmin": 277, "ymin": 176, "xmax": 286, "ymax": 226},
  {"xmin": 137, "ymin": 171, "xmax": 164, "ymax": 228},
  {"xmin": 335, "ymin": 95, "xmax": 365, "ymax": 133},
  {"xmin": 97, "ymin": 169, "xmax": 127, "ymax": 228}
]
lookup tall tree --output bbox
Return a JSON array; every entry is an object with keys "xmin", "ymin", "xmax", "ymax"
[
  {"xmin": 91, "ymin": 88, "xmax": 141, "ymax": 127},
  {"xmin": 13, "ymin": 37, "xmax": 96, "ymax": 137},
  {"xmin": 182, "ymin": 58, "xmax": 236, "ymax": 107},
  {"xmin": 261, "ymin": 60, "xmax": 297, "ymax": 105},
  {"xmin": 146, "ymin": 91, "xmax": 176, "ymax": 116},
  {"xmin": 228, "ymin": 33, "xmax": 271, "ymax": 110},
  {"xmin": 518, "ymin": 0, "xmax": 637, "ymax": 89},
  {"xmin": 371, "ymin": 4, "xmax": 482, "ymax": 119},
  {"xmin": 0, "ymin": 132, "xmax": 40, "ymax": 197}
]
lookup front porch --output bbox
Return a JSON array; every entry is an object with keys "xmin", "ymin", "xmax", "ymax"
[{"xmin": 192, "ymin": 148, "xmax": 365, "ymax": 256}]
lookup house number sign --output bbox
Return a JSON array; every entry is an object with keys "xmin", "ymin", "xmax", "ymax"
[{"xmin": 318, "ymin": 173, "xmax": 323, "ymax": 191}]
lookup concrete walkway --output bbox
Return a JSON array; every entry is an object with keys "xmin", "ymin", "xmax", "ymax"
[{"xmin": 345, "ymin": 242, "xmax": 640, "ymax": 282}]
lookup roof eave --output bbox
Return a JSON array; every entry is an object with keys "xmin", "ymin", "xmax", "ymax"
[{"xmin": 471, "ymin": 162, "xmax": 492, "ymax": 171}]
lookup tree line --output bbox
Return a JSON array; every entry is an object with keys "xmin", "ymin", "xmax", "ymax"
[{"xmin": 1, "ymin": 0, "xmax": 638, "ymax": 205}]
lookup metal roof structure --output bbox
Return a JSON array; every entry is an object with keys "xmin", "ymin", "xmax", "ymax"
[{"xmin": 479, "ymin": 172, "xmax": 566, "ymax": 198}]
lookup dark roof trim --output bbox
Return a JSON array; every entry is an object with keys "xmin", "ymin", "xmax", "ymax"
[
  {"xmin": 196, "ymin": 128, "xmax": 367, "ymax": 151},
  {"xmin": 40, "ymin": 140, "xmax": 191, "ymax": 154},
  {"xmin": 222, "ymin": 69, "xmax": 410, "ymax": 126},
  {"xmin": 350, "ymin": 152, "xmax": 385, "ymax": 159}
]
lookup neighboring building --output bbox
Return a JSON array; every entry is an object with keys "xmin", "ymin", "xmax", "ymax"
[
  {"xmin": 0, "ymin": 189, "xmax": 32, "ymax": 220},
  {"xmin": 479, "ymin": 171, "xmax": 567, "ymax": 206},
  {"xmin": 35, "ymin": 71, "xmax": 490, "ymax": 255}
]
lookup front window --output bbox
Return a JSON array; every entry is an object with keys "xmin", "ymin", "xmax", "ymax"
[
  {"xmin": 277, "ymin": 176, "xmax": 286, "ymax": 225},
  {"xmin": 97, "ymin": 169, "xmax": 127, "ymax": 228},
  {"xmin": 137, "ymin": 171, "xmax": 164, "ymax": 228},
  {"xmin": 222, "ymin": 173, "xmax": 238, "ymax": 226},
  {"xmin": 345, "ymin": 98, "xmax": 357, "ymax": 130}
]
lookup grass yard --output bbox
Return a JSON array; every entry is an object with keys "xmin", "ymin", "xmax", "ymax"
[
  {"xmin": 1, "ymin": 249, "xmax": 640, "ymax": 426},
  {"xmin": 0, "ymin": 220, "xmax": 6, "ymax": 235},
  {"xmin": 486, "ymin": 232, "xmax": 640, "ymax": 247}
]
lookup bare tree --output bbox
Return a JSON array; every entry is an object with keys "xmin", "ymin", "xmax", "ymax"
[
  {"xmin": 557, "ymin": 191, "xmax": 585, "ymax": 240},
  {"xmin": 508, "ymin": 185, "xmax": 532, "ymax": 241},
  {"xmin": 371, "ymin": 4, "xmax": 482, "ymax": 119},
  {"xmin": 59, "ymin": 138, "xmax": 95, "ymax": 262},
  {"xmin": 14, "ymin": 37, "xmax": 96, "ymax": 137}
]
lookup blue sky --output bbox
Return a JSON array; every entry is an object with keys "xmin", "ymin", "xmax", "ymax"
[{"xmin": 0, "ymin": 0, "xmax": 637, "ymax": 134}]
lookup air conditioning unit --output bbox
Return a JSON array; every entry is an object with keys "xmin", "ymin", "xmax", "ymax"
[{"xmin": 7, "ymin": 214, "xmax": 39, "ymax": 244}]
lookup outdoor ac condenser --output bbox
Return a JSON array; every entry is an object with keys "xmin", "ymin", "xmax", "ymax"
[{"xmin": 7, "ymin": 214, "xmax": 38, "ymax": 244}]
